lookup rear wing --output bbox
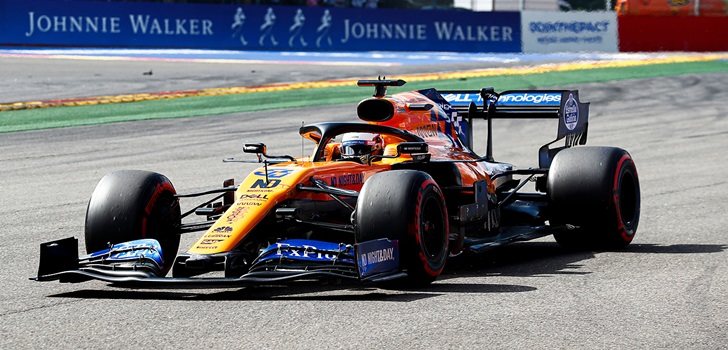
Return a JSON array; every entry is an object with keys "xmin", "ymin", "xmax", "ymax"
[{"xmin": 437, "ymin": 89, "xmax": 589, "ymax": 168}]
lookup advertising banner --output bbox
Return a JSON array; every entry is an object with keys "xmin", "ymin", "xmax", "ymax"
[
  {"xmin": 0, "ymin": 0, "xmax": 521, "ymax": 52},
  {"xmin": 618, "ymin": 15, "xmax": 728, "ymax": 52},
  {"xmin": 521, "ymin": 11, "xmax": 618, "ymax": 53}
]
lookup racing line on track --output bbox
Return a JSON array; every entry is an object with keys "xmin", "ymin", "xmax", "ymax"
[{"xmin": 1, "ymin": 53, "xmax": 726, "ymax": 112}]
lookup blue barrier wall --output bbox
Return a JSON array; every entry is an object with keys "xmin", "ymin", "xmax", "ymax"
[{"xmin": 0, "ymin": 0, "xmax": 521, "ymax": 52}]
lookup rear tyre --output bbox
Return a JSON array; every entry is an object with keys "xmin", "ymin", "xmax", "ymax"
[
  {"xmin": 85, "ymin": 170, "xmax": 181, "ymax": 274},
  {"xmin": 356, "ymin": 170, "xmax": 449, "ymax": 286},
  {"xmin": 548, "ymin": 147, "xmax": 640, "ymax": 250}
]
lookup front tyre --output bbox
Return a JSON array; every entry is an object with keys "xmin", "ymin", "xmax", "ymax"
[
  {"xmin": 548, "ymin": 147, "xmax": 640, "ymax": 250},
  {"xmin": 85, "ymin": 170, "xmax": 181, "ymax": 274},
  {"xmin": 356, "ymin": 170, "xmax": 449, "ymax": 285}
]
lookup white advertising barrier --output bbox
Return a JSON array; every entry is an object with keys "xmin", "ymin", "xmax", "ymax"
[{"xmin": 522, "ymin": 11, "xmax": 618, "ymax": 53}]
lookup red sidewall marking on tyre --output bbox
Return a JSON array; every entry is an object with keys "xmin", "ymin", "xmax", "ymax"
[
  {"xmin": 433, "ymin": 184, "xmax": 449, "ymax": 265},
  {"xmin": 411, "ymin": 178, "xmax": 447, "ymax": 277},
  {"xmin": 613, "ymin": 154, "xmax": 633, "ymax": 242},
  {"xmin": 141, "ymin": 181, "xmax": 175, "ymax": 239}
]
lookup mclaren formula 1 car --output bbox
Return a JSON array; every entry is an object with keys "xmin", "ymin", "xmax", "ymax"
[{"xmin": 34, "ymin": 78, "xmax": 641, "ymax": 288}]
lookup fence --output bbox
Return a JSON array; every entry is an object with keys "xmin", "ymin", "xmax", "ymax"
[
  {"xmin": 0, "ymin": 0, "xmax": 725, "ymax": 52},
  {"xmin": 0, "ymin": 0, "xmax": 521, "ymax": 52}
]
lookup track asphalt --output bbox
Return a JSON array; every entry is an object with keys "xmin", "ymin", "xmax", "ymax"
[{"xmin": 0, "ymin": 51, "xmax": 726, "ymax": 349}]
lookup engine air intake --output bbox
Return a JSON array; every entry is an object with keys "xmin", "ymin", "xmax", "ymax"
[{"xmin": 357, "ymin": 98, "xmax": 395, "ymax": 122}]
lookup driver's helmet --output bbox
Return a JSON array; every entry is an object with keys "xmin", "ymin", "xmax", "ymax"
[{"xmin": 340, "ymin": 132, "xmax": 384, "ymax": 161}]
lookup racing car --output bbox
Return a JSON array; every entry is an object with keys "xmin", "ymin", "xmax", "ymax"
[{"xmin": 34, "ymin": 78, "xmax": 640, "ymax": 288}]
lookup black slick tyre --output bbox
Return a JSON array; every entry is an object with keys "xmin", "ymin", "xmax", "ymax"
[
  {"xmin": 548, "ymin": 146, "xmax": 640, "ymax": 250},
  {"xmin": 85, "ymin": 170, "xmax": 181, "ymax": 274},
  {"xmin": 356, "ymin": 170, "xmax": 449, "ymax": 285}
]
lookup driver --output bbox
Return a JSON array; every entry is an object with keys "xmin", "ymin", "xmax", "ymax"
[{"xmin": 339, "ymin": 132, "xmax": 384, "ymax": 164}]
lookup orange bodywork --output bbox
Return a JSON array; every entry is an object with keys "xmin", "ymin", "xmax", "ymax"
[{"xmin": 188, "ymin": 90, "xmax": 491, "ymax": 255}]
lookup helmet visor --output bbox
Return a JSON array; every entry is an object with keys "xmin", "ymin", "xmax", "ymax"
[{"xmin": 341, "ymin": 143, "xmax": 371, "ymax": 156}]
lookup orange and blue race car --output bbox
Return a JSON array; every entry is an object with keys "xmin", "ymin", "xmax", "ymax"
[{"xmin": 34, "ymin": 78, "xmax": 641, "ymax": 288}]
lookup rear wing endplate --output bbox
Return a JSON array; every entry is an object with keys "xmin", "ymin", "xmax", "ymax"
[{"xmin": 439, "ymin": 89, "xmax": 589, "ymax": 168}]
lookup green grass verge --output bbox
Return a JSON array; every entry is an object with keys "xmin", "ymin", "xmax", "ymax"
[{"xmin": 1, "ymin": 60, "xmax": 726, "ymax": 133}]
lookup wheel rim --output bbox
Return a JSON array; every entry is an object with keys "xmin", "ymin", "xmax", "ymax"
[{"xmin": 420, "ymin": 196, "xmax": 446, "ymax": 260}]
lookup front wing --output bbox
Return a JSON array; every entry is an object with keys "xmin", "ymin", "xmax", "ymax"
[{"xmin": 33, "ymin": 237, "xmax": 404, "ymax": 288}]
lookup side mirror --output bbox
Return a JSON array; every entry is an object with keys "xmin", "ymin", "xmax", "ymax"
[
  {"xmin": 397, "ymin": 142, "xmax": 428, "ymax": 155},
  {"xmin": 369, "ymin": 142, "xmax": 429, "ymax": 164},
  {"xmin": 243, "ymin": 143, "xmax": 267, "ymax": 155}
]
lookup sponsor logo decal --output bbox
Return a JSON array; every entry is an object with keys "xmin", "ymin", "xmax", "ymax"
[
  {"xmin": 336, "ymin": 173, "xmax": 363, "ymax": 186},
  {"xmin": 497, "ymin": 93, "xmax": 561, "ymax": 106},
  {"xmin": 91, "ymin": 239, "xmax": 165, "ymax": 266},
  {"xmin": 360, "ymin": 247, "xmax": 395, "ymax": 266},
  {"xmin": 213, "ymin": 226, "xmax": 233, "ymax": 233},
  {"xmin": 438, "ymin": 102, "xmax": 453, "ymax": 111},
  {"xmin": 251, "ymin": 179, "xmax": 281, "ymax": 188},
  {"xmin": 225, "ymin": 206, "xmax": 248, "ymax": 223},
  {"xmin": 442, "ymin": 93, "xmax": 482, "ymax": 106},
  {"xmin": 321, "ymin": 173, "xmax": 364, "ymax": 187},
  {"xmin": 339, "ymin": 20, "xmax": 513, "ymax": 44},
  {"xmin": 206, "ymin": 233, "xmax": 232, "ymax": 239},
  {"xmin": 357, "ymin": 239, "xmax": 399, "ymax": 278},
  {"xmin": 239, "ymin": 193, "xmax": 268, "ymax": 200},
  {"xmin": 414, "ymin": 123, "xmax": 439, "ymax": 138},
  {"xmin": 254, "ymin": 169, "xmax": 294, "ymax": 179},
  {"xmin": 200, "ymin": 239, "xmax": 224, "ymax": 245},
  {"xmin": 237, "ymin": 201, "xmax": 262, "ymax": 206},
  {"xmin": 25, "ymin": 12, "xmax": 214, "ymax": 38},
  {"xmin": 255, "ymin": 239, "xmax": 356, "ymax": 266},
  {"xmin": 563, "ymin": 93, "xmax": 579, "ymax": 131},
  {"xmin": 443, "ymin": 92, "xmax": 561, "ymax": 107},
  {"xmin": 529, "ymin": 21, "xmax": 609, "ymax": 34},
  {"xmin": 275, "ymin": 243, "xmax": 339, "ymax": 261},
  {"xmin": 246, "ymin": 188, "xmax": 274, "ymax": 192}
]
